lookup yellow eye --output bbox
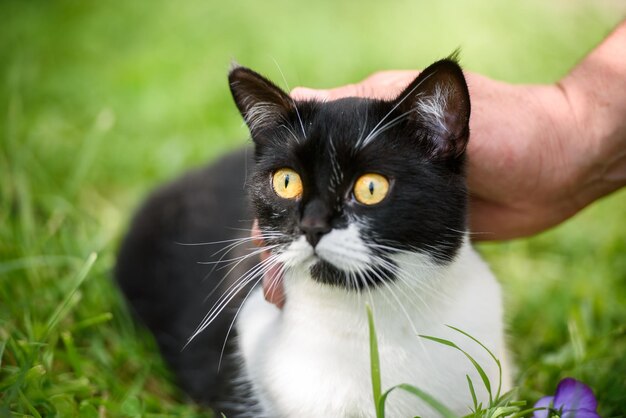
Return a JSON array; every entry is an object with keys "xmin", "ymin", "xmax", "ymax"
[
  {"xmin": 272, "ymin": 168, "xmax": 303, "ymax": 199},
  {"xmin": 353, "ymin": 173, "xmax": 389, "ymax": 205}
]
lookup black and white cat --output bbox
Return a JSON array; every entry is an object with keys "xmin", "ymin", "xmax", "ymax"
[{"xmin": 116, "ymin": 58, "xmax": 509, "ymax": 417}]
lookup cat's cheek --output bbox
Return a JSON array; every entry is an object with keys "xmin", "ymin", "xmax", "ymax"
[
  {"xmin": 277, "ymin": 236, "xmax": 316, "ymax": 268},
  {"xmin": 256, "ymin": 204, "xmax": 302, "ymax": 244}
]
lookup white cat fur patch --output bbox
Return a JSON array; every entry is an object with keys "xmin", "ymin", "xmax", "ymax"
[
  {"xmin": 243, "ymin": 101, "xmax": 283, "ymax": 133},
  {"xmin": 415, "ymin": 83, "xmax": 452, "ymax": 134},
  {"xmin": 237, "ymin": 237, "xmax": 509, "ymax": 417}
]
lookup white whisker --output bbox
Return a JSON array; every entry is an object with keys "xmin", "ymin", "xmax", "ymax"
[
  {"xmin": 272, "ymin": 58, "xmax": 306, "ymax": 138},
  {"xmin": 218, "ymin": 256, "xmax": 285, "ymax": 370},
  {"xmin": 188, "ymin": 251, "xmax": 285, "ymax": 344}
]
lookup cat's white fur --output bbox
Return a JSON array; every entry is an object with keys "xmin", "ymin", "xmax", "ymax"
[
  {"xmin": 415, "ymin": 83, "xmax": 452, "ymax": 135},
  {"xmin": 237, "ymin": 225, "xmax": 509, "ymax": 417}
]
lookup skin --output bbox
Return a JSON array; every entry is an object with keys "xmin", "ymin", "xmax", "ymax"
[{"xmin": 256, "ymin": 21, "xmax": 626, "ymax": 307}]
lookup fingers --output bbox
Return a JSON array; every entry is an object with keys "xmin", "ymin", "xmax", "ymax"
[
  {"xmin": 251, "ymin": 219, "xmax": 286, "ymax": 309},
  {"xmin": 262, "ymin": 265, "xmax": 285, "ymax": 309},
  {"xmin": 291, "ymin": 84, "xmax": 364, "ymax": 100},
  {"xmin": 291, "ymin": 70, "xmax": 420, "ymax": 101},
  {"xmin": 360, "ymin": 70, "xmax": 420, "ymax": 98},
  {"xmin": 251, "ymin": 219, "xmax": 264, "ymax": 247},
  {"xmin": 290, "ymin": 87, "xmax": 330, "ymax": 101}
]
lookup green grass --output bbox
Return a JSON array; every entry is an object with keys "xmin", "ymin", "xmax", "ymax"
[{"xmin": 1, "ymin": 0, "xmax": 625, "ymax": 416}]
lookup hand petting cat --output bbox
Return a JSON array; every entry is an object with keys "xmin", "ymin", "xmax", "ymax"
[{"xmin": 254, "ymin": 20, "xmax": 626, "ymax": 308}]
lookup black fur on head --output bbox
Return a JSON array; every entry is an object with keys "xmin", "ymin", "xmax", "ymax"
[{"xmin": 229, "ymin": 58, "xmax": 471, "ymax": 289}]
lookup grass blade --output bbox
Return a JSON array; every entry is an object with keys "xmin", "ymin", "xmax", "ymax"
[
  {"xmin": 491, "ymin": 405, "xmax": 522, "ymax": 417},
  {"xmin": 466, "ymin": 374, "xmax": 478, "ymax": 412},
  {"xmin": 421, "ymin": 334, "xmax": 492, "ymax": 405},
  {"xmin": 379, "ymin": 384, "xmax": 457, "ymax": 418},
  {"xmin": 70, "ymin": 312, "xmax": 114, "ymax": 332},
  {"xmin": 447, "ymin": 325, "xmax": 502, "ymax": 400},
  {"xmin": 366, "ymin": 305, "xmax": 383, "ymax": 418},
  {"xmin": 509, "ymin": 406, "xmax": 547, "ymax": 418},
  {"xmin": 43, "ymin": 252, "xmax": 97, "ymax": 339},
  {"xmin": 18, "ymin": 389, "xmax": 43, "ymax": 418},
  {"xmin": 0, "ymin": 338, "xmax": 6, "ymax": 369}
]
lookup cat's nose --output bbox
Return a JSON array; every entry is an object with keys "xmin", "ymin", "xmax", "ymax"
[
  {"xmin": 300, "ymin": 217, "xmax": 331, "ymax": 248},
  {"xmin": 300, "ymin": 199, "xmax": 332, "ymax": 248}
]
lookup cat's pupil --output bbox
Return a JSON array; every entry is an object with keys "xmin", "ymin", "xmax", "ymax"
[
  {"xmin": 369, "ymin": 181, "xmax": 374, "ymax": 195},
  {"xmin": 284, "ymin": 175, "xmax": 290, "ymax": 189}
]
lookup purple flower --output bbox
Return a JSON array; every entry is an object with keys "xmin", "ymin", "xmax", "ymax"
[{"xmin": 533, "ymin": 378, "xmax": 600, "ymax": 418}]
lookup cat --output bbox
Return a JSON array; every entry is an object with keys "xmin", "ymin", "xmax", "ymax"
[{"xmin": 115, "ymin": 57, "xmax": 509, "ymax": 417}]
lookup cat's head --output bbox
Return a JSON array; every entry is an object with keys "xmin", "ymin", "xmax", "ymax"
[{"xmin": 229, "ymin": 59, "xmax": 470, "ymax": 289}]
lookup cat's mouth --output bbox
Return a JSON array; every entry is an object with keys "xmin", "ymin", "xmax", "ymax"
[
  {"xmin": 309, "ymin": 259, "xmax": 345, "ymax": 286},
  {"xmin": 287, "ymin": 246, "xmax": 359, "ymax": 287},
  {"xmin": 307, "ymin": 257, "xmax": 395, "ymax": 289},
  {"xmin": 276, "ymin": 228, "xmax": 396, "ymax": 289}
]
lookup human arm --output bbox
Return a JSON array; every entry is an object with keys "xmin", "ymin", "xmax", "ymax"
[
  {"xmin": 292, "ymin": 21, "xmax": 626, "ymax": 239},
  {"xmin": 253, "ymin": 20, "xmax": 626, "ymax": 306}
]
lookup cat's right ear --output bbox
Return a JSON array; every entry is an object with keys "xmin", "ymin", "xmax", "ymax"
[{"xmin": 229, "ymin": 64, "xmax": 294, "ymax": 136}]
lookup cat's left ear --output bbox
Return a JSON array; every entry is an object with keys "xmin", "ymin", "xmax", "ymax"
[
  {"xmin": 229, "ymin": 64, "xmax": 294, "ymax": 136},
  {"xmin": 395, "ymin": 58, "xmax": 470, "ymax": 159}
]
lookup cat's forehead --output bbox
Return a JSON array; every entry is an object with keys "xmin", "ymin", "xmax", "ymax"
[
  {"xmin": 309, "ymin": 97, "xmax": 382, "ymax": 123},
  {"xmin": 277, "ymin": 97, "xmax": 412, "ymax": 185},
  {"xmin": 296, "ymin": 97, "xmax": 387, "ymax": 145},
  {"xmin": 317, "ymin": 97, "xmax": 380, "ymax": 113}
]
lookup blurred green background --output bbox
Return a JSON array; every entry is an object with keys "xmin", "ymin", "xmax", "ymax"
[{"xmin": 1, "ymin": 0, "xmax": 625, "ymax": 416}]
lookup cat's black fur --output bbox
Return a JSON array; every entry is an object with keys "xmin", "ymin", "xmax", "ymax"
[
  {"xmin": 115, "ymin": 150, "xmax": 257, "ymax": 407},
  {"xmin": 116, "ymin": 58, "xmax": 470, "ymax": 416}
]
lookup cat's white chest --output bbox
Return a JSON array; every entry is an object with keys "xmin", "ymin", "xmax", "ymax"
[
  {"xmin": 237, "ymin": 244, "xmax": 508, "ymax": 417},
  {"xmin": 239, "ymin": 289, "xmax": 378, "ymax": 417}
]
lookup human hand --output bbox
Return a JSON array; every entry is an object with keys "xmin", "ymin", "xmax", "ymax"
[
  {"xmin": 292, "ymin": 21, "xmax": 626, "ymax": 238},
  {"xmin": 256, "ymin": 72, "xmax": 574, "ymax": 306},
  {"xmin": 253, "ymin": 219, "xmax": 285, "ymax": 308},
  {"xmin": 255, "ymin": 22, "xmax": 626, "ymax": 307},
  {"xmin": 292, "ymin": 71, "xmax": 591, "ymax": 240}
]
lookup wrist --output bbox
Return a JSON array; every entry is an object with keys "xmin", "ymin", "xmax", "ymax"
[
  {"xmin": 527, "ymin": 82, "xmax": 586, "ymax": 221},
  {"xmin": 555, "ymin": 22, "xmax": 626, "ymax": 208}
]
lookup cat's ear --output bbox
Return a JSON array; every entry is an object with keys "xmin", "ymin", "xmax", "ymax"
[
  {"xmin": 229, "ymin": 64, "xmax": 294, "ymax": 135},
  {"xmin": 395, "ymin": 58, "xmax": 470, "ymax": 159}
]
